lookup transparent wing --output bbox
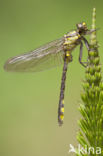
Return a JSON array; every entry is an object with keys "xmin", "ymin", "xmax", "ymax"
[{"xmin": 4, "ymin": 37, "xmax": 65, "ymax": 72}]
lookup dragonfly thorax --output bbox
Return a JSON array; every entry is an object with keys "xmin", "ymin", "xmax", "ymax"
[{"xmin": 63, "ymin": 30, "xmax": 80, "ymax": 52}]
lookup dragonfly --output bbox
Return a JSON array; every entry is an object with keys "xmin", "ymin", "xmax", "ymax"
[{"xmin": 4, "ymin": 22, "xmax": 95, "ymax": 126}]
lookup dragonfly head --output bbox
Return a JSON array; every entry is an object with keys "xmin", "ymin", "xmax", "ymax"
[{"xmin": 76, "ymin": 22, "xmax": 88, "ymax": 35}]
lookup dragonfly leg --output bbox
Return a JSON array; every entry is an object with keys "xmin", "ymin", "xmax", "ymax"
[
  {"xmin": 79, "ymin": 41, "xmax": 87, "ymax": 67},
  {"xmin": 82, "ymin": 37, "xmax": 92, "ymax": 63},
  {"xmin": 82, "ymin": 37, "xmax": 90, "ymax": 51}
]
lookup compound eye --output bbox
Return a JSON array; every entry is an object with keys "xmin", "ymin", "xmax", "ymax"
[{"xmin": 78, "ymin": 23, "xmax": 82, "ymax": 28}]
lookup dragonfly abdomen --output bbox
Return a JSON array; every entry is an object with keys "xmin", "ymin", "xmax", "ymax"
[
  {"xmin": 58, "ymin": 51, "xmax": 72, "ymax": 126},
  {"xmin": 58, "ymin": 61, "xmax": 67, "ymax": 126}
]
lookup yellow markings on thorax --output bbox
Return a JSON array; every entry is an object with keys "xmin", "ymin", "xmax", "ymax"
[
  {"xmin": 63, "ymin": 41, "xmax": 69, "ymax": 45},
  {"xmin": 63, "ymin": 31, "xmax": 80, "ymax": 56},
  {"xmin": 74, "ymin": 36, "xmax": 79, "ymax": 39},
  {"xmin": 69, "ymin": 30, "xmax": 76, "ymax": 35},
  {"xmin": 64, "ymin": 32, "xmax": 79, "ymax": 44}
]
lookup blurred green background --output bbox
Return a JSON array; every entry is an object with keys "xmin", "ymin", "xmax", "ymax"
[{"xmin": 0, "ymin": 0, "xmax": 103, "ymax": 156}]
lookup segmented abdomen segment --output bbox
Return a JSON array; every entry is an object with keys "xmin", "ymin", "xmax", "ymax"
[{"xmin": 58, "ymin": 51, "xmax": 72, "ymax": 126}]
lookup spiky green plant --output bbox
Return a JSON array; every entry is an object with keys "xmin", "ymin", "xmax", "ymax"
[{"xmin": 76, "ymin": 8, "xmax": 103, "ymax": 156}]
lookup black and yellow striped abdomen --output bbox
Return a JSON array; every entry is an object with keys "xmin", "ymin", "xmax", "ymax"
[{"xmin": 58, "ymin": 50, "xmax": 72, "ymax": 126}]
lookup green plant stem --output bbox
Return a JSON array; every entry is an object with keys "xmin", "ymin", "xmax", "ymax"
[{"xmin": 77, "ymin": 8, "xmax": 103, "ymax": 156}]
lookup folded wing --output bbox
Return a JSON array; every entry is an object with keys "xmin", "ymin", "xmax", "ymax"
[{"xmin": 4, "ymin": 37, "xmax": 64, "ymax": 72}]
